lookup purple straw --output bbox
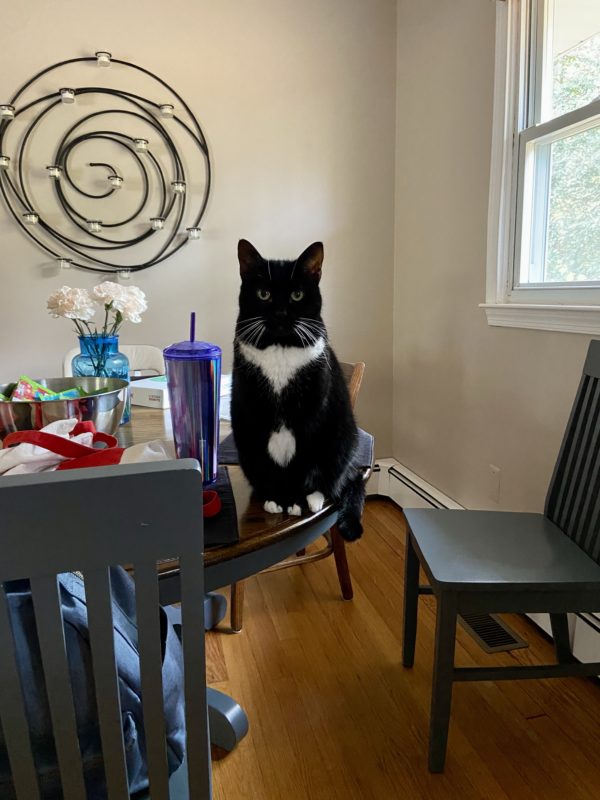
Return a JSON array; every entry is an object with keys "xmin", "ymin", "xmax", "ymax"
[{"xmin": 190, "ymin": 311, "xmax": 196, "ymax": 343}]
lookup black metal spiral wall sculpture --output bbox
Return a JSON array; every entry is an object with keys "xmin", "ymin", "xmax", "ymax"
[{"xmin": 0, "ymin": 51, "xmax": 211, "ymax": 274}]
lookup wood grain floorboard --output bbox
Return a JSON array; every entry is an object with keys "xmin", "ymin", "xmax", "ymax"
[
  {"xmin": 205, "ymin": 630, "xmax": 228, "ymax": 684},
  {"xmin": 206, "ymin": 499, "xmax": 600, "ymax": 800}
]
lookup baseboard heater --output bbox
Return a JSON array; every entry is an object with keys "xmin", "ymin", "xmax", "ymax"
[{"xmin": 367, "ymin": 458, "xmax": 463, "ymax": 510}]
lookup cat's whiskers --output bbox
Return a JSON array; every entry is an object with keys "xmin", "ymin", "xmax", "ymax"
[
  {"xmin": 254, "ymin": 325, "xmax": 266, "ymax": 347},
  {"xmin": 237, "ymin": 320, "xmax": 265, "ymax": 345},
  {"xmin": 295, "ymin": 322, "xmax": 319, "ymax": 347},
  {"xmin": 298, "ymin": 317, "xmax": 325, "ymax": 335},
  {"xmin": 296, "ymin": 329, "xmax": 313, "ymax": 347},
  {"xmin": 296, "ymin": 322, "xmax": 331, "ymax": 369},
  {"xmin": 298, "ymin": 321, "xmax": 323, "ymax": 336},
  {"xmin": 237, "ymin": 321, "xmax": 263, "ymax": 338},
  {"xmin": 294, "ymin": 325, "xmax": 310, "ymax": 348},
  {"xmin": 237, "ymin": 316, "xmax": 264, "ymax": 330},
  {"xmin": 247, "ymin": 322, "xmax": 266, "ymax": 348},
  {"xmin": 236, "ymin": 316, "xmax": 264, "ymax": 332},
  {"xmin": 298, "ymin": 325, "xmax": 325, "ymax": 343},
  {"xmin": 244, "ymin": 329, "xmax": 264, "ymax": 347},
  {"xmin": 292, "ymin": 320, "xmax": 310, "ymax": 343}
]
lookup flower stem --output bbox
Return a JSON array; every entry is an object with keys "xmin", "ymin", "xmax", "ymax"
[{"xmin": 103, "ymin": 303, "xmax": 111, "ymax": 338}]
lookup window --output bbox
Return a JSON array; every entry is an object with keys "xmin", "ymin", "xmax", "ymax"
[{"xmin": 484, "ymin": 0, "xmax": 600, "ymax": 333}]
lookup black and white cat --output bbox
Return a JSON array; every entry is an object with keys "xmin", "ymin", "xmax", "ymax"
[{"xmin": 230, "ymin": 239, "xmax": 364, "ymax": 541}]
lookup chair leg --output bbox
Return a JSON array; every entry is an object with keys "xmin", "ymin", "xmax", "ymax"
[
  {"xmin": 428, "ymin": 593, "xmax": 457, "ymax": 773},
  {"xmin": 331, "ymin": 525, "xmax": 353, "ymax": 600},
  {"xmin": 402, "ymin": 533, "xmax": 420, "ymax": 668},
  {"xmin": 550, "ymin": 613, "xmax": 574, "ymax": 664},
  {"xmin": 230, "ymin": 582, "xmax": 244, "ymax": 633}
]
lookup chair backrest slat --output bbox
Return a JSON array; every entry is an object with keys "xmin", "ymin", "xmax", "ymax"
[
  {"xmin": 340, "ymin": 361, "xmax": 365, "ymax": 411},
  {"xmin": 29, "ymin": 575, "xmax": 87, "ymax": 800},
  {"xmin": 179, "ymin": 550, "xmax": 212, "ymax": 798},
  {"xmin": 84, "ymin": 567, "xmax": 130, "ymax": 799},
  {"xmin": 546, "ymin": 341, "xmax": 600, "ymax": 562},
  {"xmin": 570, "ymin": 383, "xmax": 600, "ymax": 552},
  {"xmin": 0, "ymin": 590, "xmax": 41, "ymax": 800},
  {"xmin": 552, "ymin": 376, "xmax": 599, "ymax": 532},
  {"xmin": 134, "ymin": 562, "xmax": 170, "ymax": 800},
  {"xmin": 587, "ymin": 491, "xmax": 600, "ymax": 563}
]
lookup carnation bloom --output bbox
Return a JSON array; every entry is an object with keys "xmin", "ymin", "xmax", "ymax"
[
  {"xmin": 47, "ymin": 286, "xmax": 96, "ymax": 321},
  {"xmin": 92, "ymin": 281, "xmax": 125, "ymax": 306},
  {"xmin": 48, "ymin": 282, "xmax": 147, "ymax": 332},
  {"xmin": 118, "ymin": 286, "xmax": 148, "ymax": 323}
]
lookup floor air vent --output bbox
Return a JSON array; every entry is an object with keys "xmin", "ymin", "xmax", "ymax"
[{"xmin": 458, "ymin": 613, "xmax": 529, "ymax": 654}]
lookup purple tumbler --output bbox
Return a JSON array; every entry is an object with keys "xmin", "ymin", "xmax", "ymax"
[{"xmin": 163, "ymin": 313, "xmax": 221, "ymax": 485}]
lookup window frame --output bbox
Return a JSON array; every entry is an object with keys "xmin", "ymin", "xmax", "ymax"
[{"xmin": 483, "ymin": 0, "xmax": 600, "ymax": 334}]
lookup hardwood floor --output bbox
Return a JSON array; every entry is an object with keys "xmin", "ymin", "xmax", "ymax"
[{"xmin": 207, "ymin": 499, "xmax": 600, "ymax": 800}]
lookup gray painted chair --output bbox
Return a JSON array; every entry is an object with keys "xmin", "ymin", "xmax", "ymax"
[
  {"xmin": 402, "ymin": 339, "xmax": 600, "ymax": 773},
  {"xmin": 0, "ymin": 460, "xmax": 211, "ymax": 799}
]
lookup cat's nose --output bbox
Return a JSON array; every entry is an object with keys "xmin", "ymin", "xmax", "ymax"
[{"xmin": 275, "ymin": 310, "xmax": 287, "ymax": 319}]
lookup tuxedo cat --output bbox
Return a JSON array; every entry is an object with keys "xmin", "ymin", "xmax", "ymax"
[{"xmin": 230, "ymin": 239, "xmax": 364, "ymax": 541}]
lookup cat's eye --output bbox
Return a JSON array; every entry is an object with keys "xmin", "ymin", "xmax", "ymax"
[
  {"xmin": 290, "ymin": 290, "xmax": 304, "ymax": 302},
  {"xmin": 256, "ymin": 288, "xmax": 271, "ymax": 301}
]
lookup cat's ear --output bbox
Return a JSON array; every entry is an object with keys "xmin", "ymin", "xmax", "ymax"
[
  {"xmin": 298, "ymin": 242, "xmax": 324, "ymax": 282},
  {"xmin": 238, "ymin": 239, "xmax": 263, "ymax": 279}
]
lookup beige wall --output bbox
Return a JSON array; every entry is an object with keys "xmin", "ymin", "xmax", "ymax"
[
  {"xmin": 393, "ymin": 0, "xmax": 594, "ymax": 511},
  {"xmin": 0, "ymin": 0, "xmax": 396, "ymax": 452}
]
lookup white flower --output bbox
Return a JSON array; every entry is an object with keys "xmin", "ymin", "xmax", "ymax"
[
  {"xmin": 92, "ymin": 281, "xmax": 125, "ymax": 306},
  {"xmin": 47, "ymin": 286, "xmax": 96, "ymax": 321},
  {"xmin": 115, "ymin": 286, "xmax": 148, "ymax": 324}
]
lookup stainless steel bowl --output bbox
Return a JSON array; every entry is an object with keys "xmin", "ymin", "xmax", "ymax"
[{"xmin": 0, "ymin": 377, "xmax": 127, "ymax": 443}]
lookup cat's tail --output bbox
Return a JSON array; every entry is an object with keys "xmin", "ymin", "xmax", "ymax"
[{"xmin": 335, "ymin": 471, "xmax": 365, "ymax": 542}]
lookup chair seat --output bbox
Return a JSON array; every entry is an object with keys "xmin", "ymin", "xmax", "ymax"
[{"xmin": 404, "ymin": 509, "xmax": 600, "ymax": 591}]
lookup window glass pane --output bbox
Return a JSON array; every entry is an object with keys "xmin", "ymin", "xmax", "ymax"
[
  {"xmin": 523, "ymin": 125, "xmax": 600, "ymax": 284},
  {"xmin": 542, "ymin": 0, "xmax": 600, "ymax": 121}
]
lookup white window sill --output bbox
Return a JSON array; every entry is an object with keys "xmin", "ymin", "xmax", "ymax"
[{"xmin": 480, "ymin": 303, "xmax": 600, "ymax": 334}]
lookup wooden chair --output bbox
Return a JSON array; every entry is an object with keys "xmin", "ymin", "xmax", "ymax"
[
  {"xmin": 0, "ymin": 460, "xmax": 211, "ymax": 799},
  {"xmin": 402, "ymin": 339, "xmax": 600, "ymax": 773},
  {"xmin": 230, "ymin": 361, "xmax": 366, "ymax": 632}
]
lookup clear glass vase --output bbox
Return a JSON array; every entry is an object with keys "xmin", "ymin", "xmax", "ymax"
[{"xmin": 71, "ymin": 335, "xmax": 130, "ymax": 424}]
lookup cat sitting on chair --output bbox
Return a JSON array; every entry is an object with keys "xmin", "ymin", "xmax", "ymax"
[{"xmin": 230, "ymin": 239, "xmax": 364, "ymax": 541}]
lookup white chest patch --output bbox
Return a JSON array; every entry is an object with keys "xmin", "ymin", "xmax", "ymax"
[
  {"xmin": 239, "ymin": 338, "xmax": 325, "ymax": 393},
  {"xmin": 268, "ymin": 426, "xmax": 296, "ymax": 466}
]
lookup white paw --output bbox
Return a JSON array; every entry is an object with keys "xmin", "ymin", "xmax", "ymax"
[
  {"xmin": 264, "ymin": 500, "xmax": 283, "ymax": 514},
  {"xmin": 287, "ymin": 504, "xmax": 302, "ymax": 516},
  {"xmin": 306, "ymin": 491, "xmax": 325, "ymax": 513}
]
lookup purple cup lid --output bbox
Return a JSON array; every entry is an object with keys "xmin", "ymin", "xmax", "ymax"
[{"xmin": 163, "ymin": 340, "xmax": 222, "ymax": 361}]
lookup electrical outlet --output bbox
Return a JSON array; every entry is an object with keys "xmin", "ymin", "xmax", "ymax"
[{"xmin": 488, "ymin": 464, "xmax": 501, "ymax": 504}]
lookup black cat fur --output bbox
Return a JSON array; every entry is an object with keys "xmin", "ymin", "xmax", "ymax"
[{"xmin": 230, "ymin": 239, "xmax": 364, "ymax": 541}]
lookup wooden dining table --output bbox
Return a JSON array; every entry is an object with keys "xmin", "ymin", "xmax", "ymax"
[
  {"xmin": 118, "ymin": 405, "xmax": 341, "ymax": 752},
  {"xmin": 118, "ymin": 406, "xmax": 339, "ymax": 601}
]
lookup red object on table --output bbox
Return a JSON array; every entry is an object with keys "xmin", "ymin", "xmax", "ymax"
[
  {"xmin": 4, "ymin": 423, "xmax": 221, "ymax": 518},
  {"xmin": 202, "ymin": 490, "xmax": 221, "ymax": 517}
]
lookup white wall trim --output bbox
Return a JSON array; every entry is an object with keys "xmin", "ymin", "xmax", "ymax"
[
  {"xmin": 484, "ymin": 0, "xmax": 600, "ymax": 334},
  {"xmin": 486, "ymin": 0, "xmax": 516, "ymax": 307},
  {"xmin": 368, "ymin": 459, "xmax": 464, "ymax": 510},
  {"xmin": 480, "ymin": 303, "xmax": 600, "ymax": 334}
]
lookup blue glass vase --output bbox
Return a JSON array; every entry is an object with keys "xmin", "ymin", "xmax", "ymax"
[{"xmin": 71, "ymin": 335, "xmax": 131, "ymax": 424}]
